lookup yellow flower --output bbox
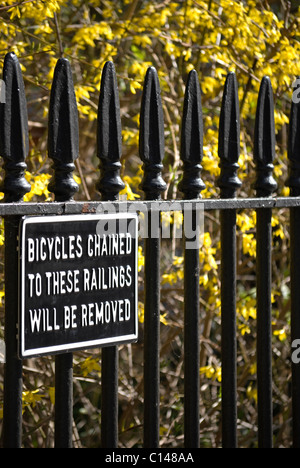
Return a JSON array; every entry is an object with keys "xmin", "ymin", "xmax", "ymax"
[
  {"xmin": 201, "ymin": 76, "xmax": 218, "ymax": 95},
  {"xmin": 72, "ymin": 23, "xmax": 113, "ymax": 47},
  {"xmin": 242, "ymin": 233, "xmax": 256, "ymax": 257},
  {"xmin": 119, "ymin": 177, "xmax": 140, "ymax": 200},
  {"xmin": 173, "ymin": 256, "xmax": 183, "ymax": 266},
  {"xmin": 273, "ymin": 328, "xmax": 287, "ymax": 342},
  {"xmin": 237, "ymin": 212, "xmax": 256, "ymax": 232},
  {"xmin": 24, "ymin": 172, "xmax": 52, "ymax": 202},
  {"xmin": 0, "ymin": 218, "xmax": 4, "ymax": 246},
  {"xmin": 133, "ymin": 35, "xmax": 152, "ymax": 48},
  {"xmin": 138, "ymin": 302, "xmax": 168, "ymax": 325},
  {"xmin": 138, "ymin": 246, "xmax": 144, "ymax": 272},
  {"xmin": 80, "ymin": 356, "xmax": 101, "ymax": 377},
  {"xmin": 162, "ymin": 272, "xmax": 177, "ymax": 285},
  {"xmin": 138, "ymin": 302, "xmax": 144, "ymax": 323},
  {"xmin": 160, "ymin": 313, "xmax": 169, "ymax": 326},
  {"xmin": 200, "ymin": 274, "xmax": 209, "ymax": 286},
  {"xmin": 129, "ymin": 80, "xmax": 142, "ymax": 95},
  {"xmin": 249, "ymin": 363, "xmax": 257, "ymax": 375},
  {"xmin": 246, "ymin": 384, "xmax": 257, "ymax": 403},
  {"xmin": 239, "ymin": 323, "xmax": 251, "ymax": 335},
  {"xmin": 48, "ymin": 387, "xmax": 55, "ymax": 405}
]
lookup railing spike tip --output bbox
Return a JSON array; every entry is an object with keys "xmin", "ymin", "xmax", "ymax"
[
  {"xmin": 97, "ymin": 60, "xmax": 124, "ymax": 201},
  {"xmin": 179, "ymin": 69, "xmax": 205, "ymax": 199},
  {"xmin": 286, "ymin": 76, "xmax": 300, "ymax": 196},
  {"xmin": 253, "ymin": 75, "xmax": 277, "ymax": 197},
  {"xmin": 0, "ymin": 52, "xmax": 31, "ymax": 202},
  {"xmin": 48, "ymin": 57, "xmax": 79, "ymax": 201},
  {"xmin": 217, "ymin": 71, "xmax": 241, "ymax": 198},
  {"xmin": 139, "ymin": 66, "xmax": 166, "ymax": 200}
]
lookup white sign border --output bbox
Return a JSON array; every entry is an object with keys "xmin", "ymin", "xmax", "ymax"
[{"xmin": 18, "ymin": 213, "xmax": 139, "ymax": 358}]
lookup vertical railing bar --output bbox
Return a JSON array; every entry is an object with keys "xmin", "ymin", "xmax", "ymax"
[
  {"xmin": 255, "ymin": 207, "xmax": 273, "ymax": 447},
  {"xmin": 183, "ymin": 230, "xmax": 200, "ymax": 448},
  {"xmin": 178, "ymin": 69, "xmax": 205, "ymax": 448},
  {"xmin": 0, "ymin": 52, "xmax": 31, "ymax": 447},
  {"xmin": 97, "ymin": 61, "xmax": 125, "ymax": 448},
  {"xmin": 3, "ymin": 216, "xmax": 23, "ymax": 447},
  {"xmin": 289, "ymin": 205, "xmax": 300, "ymax": 447},
  {"xmin": 286, "ymin": 79, "xmax": 300, "ymax": 447},
  {"xmin": 254, "ymin": 76, "xmax": 277, "ymax": 448},
  {"xmin": 139, "ymin": 66, "xmax": 166, "ymax": 448},
  {"xmin": 54, "ymin": 353, "xmax": 73, "ymax": 447},
  {"xmin": 219, "ymin": 209, "xmax": 238, "ymax": 447},
  {"xmin": 217, "ymin": 72, "xmax": 241, "ymax": 448},
  {"xmin": 143, "ymin": 213, "xmax": 161, "ymax": 447},
  {"xmin": 100, "ymin": 347, "xmax": 119, "ymax": 447},
  {"xmin": 48, "ymin": 57, "xmax": 80, "ymax": 448}
]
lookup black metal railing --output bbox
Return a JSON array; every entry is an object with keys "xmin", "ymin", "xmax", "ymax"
[{"xmin": 0, "ymin": 51, "xmax": 300, "ymax": 448}]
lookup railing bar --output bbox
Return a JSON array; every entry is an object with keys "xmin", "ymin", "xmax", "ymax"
[
  {"xmin": 179, "ymin": 69, "xmax": 203, "ymax": 448},
  {"xmin": 256, "ymin": 207, "xmax": 273, "ymax": 448},
  {"xmin": 96, "ymin": 61, "xmax": 125, "ymax": 448},
  {"xmin": 220, "ymin": 209, "xmax": 238, "ymax": 447},
  {"xmin": 139, "ymin": 66, "xmax": 166, "ymax": 448},
  {"xmin": 54, "ymin": 353, "xmax": 73, "ymax": 448},
  {"xmin": 47, "ymin": 57, "xmax": 80, "ymax": 449},
  {"xmin": 290, "ymin": 206, "xmax": 300, "ymax": 447},
  {"xmin": 217, "ymin": 71, "xmax": 241, "ymax": 448},
  {"xmin": 3, "ymin": 216, "xmax": 23, "ymax": 447},
  {"xmin": 143, "ymin": 217, "xmax": 161, "ymax": 447},
  {"xmin": 101, "ymin": 347, "xmax": 119, "ymax": 447},
  {"xmin": 253, "ymin": 76, "xmax": 277, "ymax": 448},
  {"xmin": 286, "ymin": 76, "xmax": 300, "ymax": 448},
  {"xmin": 183, "ymin": 214, "xmax": 200, "ymax": 447},
  {"xmin": 1, "ymin": 52, "xmax": 31, "ymax": 448}
]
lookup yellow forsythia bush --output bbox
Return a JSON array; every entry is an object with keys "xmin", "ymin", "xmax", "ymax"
[{"xmin": 0, "ymin": 0, "xmax": 299, "ymax": 447}]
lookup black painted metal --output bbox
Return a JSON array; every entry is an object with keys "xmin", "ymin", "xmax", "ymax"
[
  {"xmin": 286, "ymin": 81, "xmax": 300, "ymax": 448},
  {"xmin": 48, "ymin": 58, "xmax": 79, "ymax": 202},
  {"xmin": 1, "ymin": 52, "xmax": 300, "ymax": 449},
  {"xmin": 254, "ymin": 76, "xmax": 277, "ymax": 449},
  {"xmin": 0, "ymin": 53, "xmax": 31, "ymax": 203},
  {"xmin": 217, "ymin": 72, "xmax": 241, "ymax": 448},
  {"xmin": 97, "ymin": 61, "xmax": 124, "ymax": 448},
  {"xmin": 0, "ymin": 52, "xmax": 30, "ymax": 448},
  {"xmin": 0, "ymin": 196, "xmax": 300, "ymax": 217},
  {"xmin": 179, "ymin": 69, "xmax": 205, "ymax": 199},
  {"xmin": 48, "ymin": 57, "xmax": 79, "ymax": 448},
  {"xmin": 140, "ymin": 67, "xmax": 166, "ymax": 448},
  {"xmin": 217, "ymin": 72, "xmax": 241, "ymax": 199},
  {"xmin": 179, "ymin": 69, "xmax": 204, "ymax": 448}
]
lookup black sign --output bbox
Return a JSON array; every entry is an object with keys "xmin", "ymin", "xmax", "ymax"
[{"xmin": 18, "ymin": 213, "xmax": 138, "ymax": 358}]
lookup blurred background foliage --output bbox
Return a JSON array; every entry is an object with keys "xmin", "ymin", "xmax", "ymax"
[{"xmin": 0, "ymin": 0, "xmax": 300, "ymax": 447}]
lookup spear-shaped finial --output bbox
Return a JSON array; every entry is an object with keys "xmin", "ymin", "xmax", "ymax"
[
  {"xmin": 0, "ymin": 52, "xmax": 31, "ymax": 202},
  {"xmin": 254, "ymin": 76, "xmax": 277, "ymax": 197},
  {"xmin": 178, "ymin": 69, "xmax": 205, "ymax": 199},
  {"xmin": 48, "ymin": 58, "xmax": 79, "ymax": 202},
  {"xmin": 97, "ymin": 61, "xmax": 125, "ymax": 201},
  {"xmin": 217, "ymin": 72, "xmax": 241, "ymax": 198},
  {"xmin": 286, "ymin": 77, "xmax": 300, "ymax": 196},
  {"xmin": 139, "ymin": 67, "xmax": 166, "ymax": 200}
]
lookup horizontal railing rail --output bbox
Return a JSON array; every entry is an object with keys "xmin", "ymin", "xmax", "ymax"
[{"xmin": 1, "ymin": 196, "xmax": 300, "ymax": 216}]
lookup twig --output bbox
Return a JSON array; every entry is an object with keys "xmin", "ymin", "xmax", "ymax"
[
  {"xmin": 53, "ymin": 12, "xmax": 64, "ymax": 58},
  {"xmin": 0, "ymin": 0, "xmax": 36, "ymax": 12}
]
